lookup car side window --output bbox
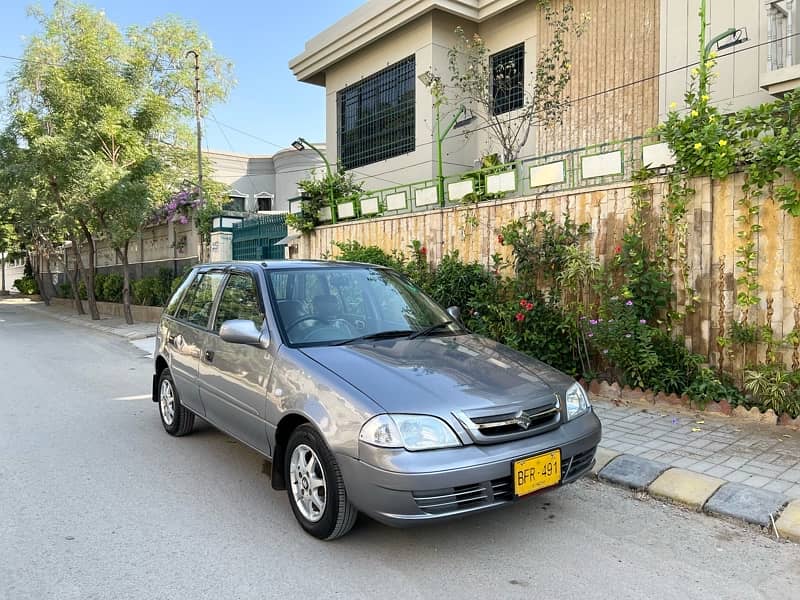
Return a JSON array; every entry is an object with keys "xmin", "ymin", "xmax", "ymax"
[
  {"xmin": 175, "ymin": 271, "xmax": 225, "ymax": 328},
  {"xmin": 213, "ymin": 273, "xmax": 264, "ymax": 333},
  {"xmin": 165, "ymin": 270, "xmax": 196, "ymax": 317}
]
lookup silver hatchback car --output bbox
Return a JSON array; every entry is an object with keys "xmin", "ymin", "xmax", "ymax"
[{"xmin": 153, "ymin": 261, "xmax": 601, "ymax": 539}]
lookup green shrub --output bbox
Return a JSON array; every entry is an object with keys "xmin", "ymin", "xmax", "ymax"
[
  {"xmin": 332, "ymin": 240, "xmax": 403, "ymax": 269},
  {"xmin": 94, "ymin": 273, "xmax": 108, "ymax": 301},
  {"xmin": 131, "ymin": 272, "xmax": 173, "ymax": 307},
  {"xmin": 13, "ymin": 276, "xmax": 38, "ymax": 295},
  {"xmin": 102, "ymin": 274, "xmax": 124, "ymax": 303},
  {"xmin": 58, "ymin": 282, "xmax": 72, "ymax": 298},
  {"xmin": 744, "ymin": 365, "xmax": 800, "ymax": 418},
  {"xmin": 687, "ymin": 368, "xmax": 744, "ymax": 409},
  {"xmin": 426, "ymin": 250, "xmax": 495, "ymax": 311}
]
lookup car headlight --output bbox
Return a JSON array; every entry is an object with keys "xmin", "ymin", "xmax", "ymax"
[
  {"xmin": 565, "ymin": 382, "xmax": 591, "ymax": 420},
  {"xmin": 359, "ymin": 414, "xmax": 461, "ymax": 451}
]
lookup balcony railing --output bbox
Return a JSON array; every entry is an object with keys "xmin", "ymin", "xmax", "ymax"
[{"xmin": 766, "ymin": 0, "xmax": 796, "ymax": 71}]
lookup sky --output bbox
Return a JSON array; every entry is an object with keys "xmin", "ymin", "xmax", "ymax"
[{"xmin": 0, "ymin": 0, "xmax": 364, "ymax": 155}]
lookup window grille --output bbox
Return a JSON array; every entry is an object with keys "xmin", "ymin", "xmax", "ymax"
[
  {"xmin": 337, "ymin": 56, "xmax": 416, "ymax": 170},
  {"xmin": 491, "ymin": 43, "xmax": 525, "ymax": 115}
]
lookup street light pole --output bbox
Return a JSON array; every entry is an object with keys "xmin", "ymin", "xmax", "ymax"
[
  {"xmin": 421, "ymin": 72, "xmax": 466, "ymax": 207},
  {"xmin": 294, "ymin": 137, "xmax": 337, "ymax": 224}
]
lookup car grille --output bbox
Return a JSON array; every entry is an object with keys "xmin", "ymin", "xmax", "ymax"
[
  {"xmin": 561, "ymin": 447, "xmax": 596, "ymax": 481},
  {"xmin": 413, "ymin": 477, "xmax": 513, "ymax": 515},
  {"xmin": 454, "ymin": 397, "xmax": 561, "ymax": 444}
]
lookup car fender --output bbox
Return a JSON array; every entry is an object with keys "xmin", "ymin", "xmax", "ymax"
[{"xmin": 265, "ymin": 346, "xmax": 383, "ymax": 460}]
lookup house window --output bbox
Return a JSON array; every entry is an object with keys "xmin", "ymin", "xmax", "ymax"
[
  {"xmin": 224, "ymin": 195, "xmax": 246, "ymax": 212},
  {"xmin": 491, "ymin": 43, "xmax": 525, "ymax": 115},
  {"xmin": 337, "ymin": 56, "xmax": 415, "ymax": 170},
  {"xmin": 256, "ymin": 195, "xmax": 272, "ymax": 212}
]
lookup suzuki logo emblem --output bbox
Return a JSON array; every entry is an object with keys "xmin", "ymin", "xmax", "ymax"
[{"xmin": 513, "ymin": 410, "xmax": 532, "ymax": 429}]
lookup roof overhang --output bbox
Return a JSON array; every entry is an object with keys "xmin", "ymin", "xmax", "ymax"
[{"xmin": 289, "ymin": 0, "xmax": 526, "ymax": 85}]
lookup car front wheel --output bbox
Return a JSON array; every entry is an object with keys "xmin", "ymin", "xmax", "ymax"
[
  {"xmin": 158, "ymin": 368, "xmax": 195, "ymax": 437},
  {"xmin": 285, "ymin": 425, "xmax": 357, "ymax": 540}
]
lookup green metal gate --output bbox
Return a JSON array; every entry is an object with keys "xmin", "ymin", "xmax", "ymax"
[{"xmin": 231, "ymin": 214, "xmax": 288, "ymax": 261}]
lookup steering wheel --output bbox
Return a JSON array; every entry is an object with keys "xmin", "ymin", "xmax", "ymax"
[{"xmin": 286, "ymin": 316, "xmax": 325, "ymax": 333}]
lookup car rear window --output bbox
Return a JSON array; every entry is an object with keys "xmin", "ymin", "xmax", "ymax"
[
  {"xmin": 174, "ymin": 271, "xmax": 225, "ymax": 328},
  {"xmin": 164, "ymin": 270, "xmax": 196, "ymax": 317}
]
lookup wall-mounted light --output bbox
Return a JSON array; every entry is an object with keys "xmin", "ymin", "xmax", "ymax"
[
  {"xmin": 418, "ymin": 70, "xmax": 439, "ymax": 87},
  {"xmin": 291, "ymin": 139, "xmax": 305, "ymax": 151},
  {"xmin": 716, "ymin": 27, "xmax": 748, "ymax": 51}
]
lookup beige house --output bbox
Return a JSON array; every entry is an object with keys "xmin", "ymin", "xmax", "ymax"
[
  {"xmin": 290, "ymin": 0, "xmax": 662, "ymax": 193},
  {"xmin": 291, "ymin": 0, "xmax": 800, "ymax": 196},
  {"xmin": 207, "ymin": 147, "xmax": 326, "ymax": 214}
]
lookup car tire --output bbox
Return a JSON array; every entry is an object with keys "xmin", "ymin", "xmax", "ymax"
[
  {"xmin": 157, "ymin": 368, "xmax": 195, "ymax": 437},
  {"xmin": 285, "ymin": 424, "xmax": 358, "ymax": 540}
]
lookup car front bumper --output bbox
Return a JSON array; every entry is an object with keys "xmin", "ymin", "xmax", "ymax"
[{"xmin": 337, "ymin": 409, "xmax": 602, "ymax": 527}]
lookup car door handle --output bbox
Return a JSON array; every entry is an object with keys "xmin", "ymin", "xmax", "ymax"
[{"xmin": 204, "ymin": 350, "xmax": 215, "ymax": 363}]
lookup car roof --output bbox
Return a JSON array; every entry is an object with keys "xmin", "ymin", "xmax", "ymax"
[{"xmin": 195, "ymin": 260, "xmax": 389, "ymax": 271}]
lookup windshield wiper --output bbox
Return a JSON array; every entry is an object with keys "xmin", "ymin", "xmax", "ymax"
[
  {"xmin": 331, "ymin": 329, "xmax": 415, "ymax": 346},
  {"xmin": 408, "ymin": 320, "xmax": 453, "ymax": 340}
]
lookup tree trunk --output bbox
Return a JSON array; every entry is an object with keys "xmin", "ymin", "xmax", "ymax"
[
  {"xmin": 76, "ymin": 221, "xmax": 101, "ymax": 320},
  {"xmin": 69, "ymin": 231, "xmax": 100, "ymax": 320},
  {"xmin": 43, "ymin": 253, "xmax": 57, "ymax": 300},
  {"xmin": 32, "ymin": 251, "xmax": 50, "ymax": 306},
  {"xmin": 1, "ymin": 252, "xmax": 6, "ymax": 293},
  {"xmin": 68, "ymin": 243, "xmax": 85, "ymax": 315},
  {"xmin": 115, "ymin": 242, "xmax": 134, "ymax": 325}
]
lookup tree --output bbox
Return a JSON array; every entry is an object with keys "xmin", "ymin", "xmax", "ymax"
[
  {"xmin": 3, "ymin": 1, "xmax": 234, "ymax": 323},
  {"xmin": 446, "ymin": 1, "xmax": 588, "ymax": 162}
]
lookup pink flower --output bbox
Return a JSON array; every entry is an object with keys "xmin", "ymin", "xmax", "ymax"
[
  {"xmin": 525, "ymin": 302, "xmax": 534, "ymax": 311},
  {"xmin": 520, "ymin": 299, "xmax": 528, "ymax": 307},
  {"xmin": 515, "ymin": 312, "xmax": 525, "ymax": 322}
]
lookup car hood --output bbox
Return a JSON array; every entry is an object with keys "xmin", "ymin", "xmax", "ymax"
[{"xmin": 300, "ymin": 334, "xmax": 574, "ymax": 415}]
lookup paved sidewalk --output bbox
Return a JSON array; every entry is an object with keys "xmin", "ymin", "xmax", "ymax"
[
  {"xmin": 6, "ymin": 297, "xmax": 156, "ymax": 340},
  {"xmin": 592, "ymin": 398, "xmax": 800, "ymax": 499},
  {"xmin": 592, "ymin": 396, "xmax": 800, "ymax": 541}
]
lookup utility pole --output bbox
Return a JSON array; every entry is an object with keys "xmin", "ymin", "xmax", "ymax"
[
  {"xmin": 186, "ymin": 50, "xmax": 203, "ymax": 204},
  {"xmin": 186, "ymin": 49, "xmax": 204, "ymax": 263}
]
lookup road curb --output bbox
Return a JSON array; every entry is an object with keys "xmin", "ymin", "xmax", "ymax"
[
  {"xmin": 775, "ymin": 500, "xmax": 800, "ymax": 543},
  {"xmin": 22, "ymin": 304, "xmax": 155, "ymax": 340},
  {"xmin": 594, "ymin": 447, "xmax": 794, "ymax": 541}
]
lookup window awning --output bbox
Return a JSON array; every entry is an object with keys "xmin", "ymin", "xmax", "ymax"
[{"xmin": 274, "ymin": 233, "xmax": 302, "ymax": 246}]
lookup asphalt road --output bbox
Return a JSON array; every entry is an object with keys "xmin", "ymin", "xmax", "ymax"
[{"xmin": 1, "ymin": 301, "xmax": 798, "ymax": 600}]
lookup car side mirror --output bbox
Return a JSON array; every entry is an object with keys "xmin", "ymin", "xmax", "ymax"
[
  {"xmin": 446, "ymin": 306, "xmax": 461, "ymax": 323},
  {"xmin": 219, "ymin": 319, "xmax": 270, "ymax": 349}
]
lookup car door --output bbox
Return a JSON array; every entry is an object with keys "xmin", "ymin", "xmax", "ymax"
[
  {"xmin": 198, "ymin": 269, "xmax": 273, "ymax": 454},
  {"xmin": 168, "ymin": 270, "xmax": 226, "ymax": 415}
]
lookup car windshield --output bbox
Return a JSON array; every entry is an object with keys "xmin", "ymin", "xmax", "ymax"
[{"xmin": 267, "ymin": 267, "xmax": 462, "ymax": 346}]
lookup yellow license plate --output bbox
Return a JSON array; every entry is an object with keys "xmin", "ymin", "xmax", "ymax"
[{"xmin": 513, "ymin": 450, "xmax": 561, "ymax": 496}]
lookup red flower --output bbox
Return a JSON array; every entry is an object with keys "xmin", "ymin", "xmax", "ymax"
[
  {"xmin": 614, "ymin": 245, "xmax": 622, "ymax": 255},
  {"xmin": 515, "ymin": 312, "xmax": 525, "ymax": 322},
  {"xmin": 497, "ymin": 234, "xmax": 504, "ymax": 244},
  {"xmin": 519, "ymin": 299, "xmax": 528, "ymax": 307},
  {"xmin": 525, "ymin": 302, "xmax": 534, "ymax": 311},
  {"xmin": 420, "ymin": 247, "xmax": 427, "ymax": 255}
]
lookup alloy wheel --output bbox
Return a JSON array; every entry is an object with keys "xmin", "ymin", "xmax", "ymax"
[
  {"xmin": 159, "ymin": 379, "xmax": 175, "ymax": 426},
  {"xmin": 289, "ymin": 444, "xmax": 327, "ymax": 522}
]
